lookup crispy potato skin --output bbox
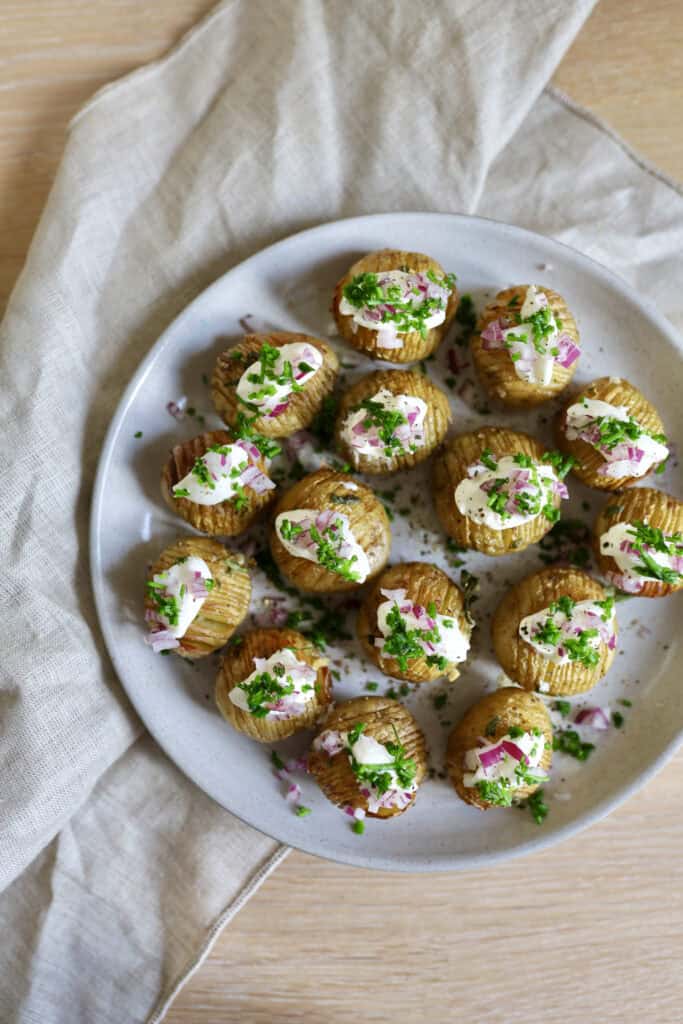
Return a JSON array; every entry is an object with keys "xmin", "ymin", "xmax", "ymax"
[
  {"xmin": 211, "ymin": 332, "xmax": 339, "ymax": 438},
  {"xmin": 145, "ymin": 537, "xmax": 251, "ymax": 659},
  {"xmin": 491, "ymin": 567, "xmax": 616, "ymax": 696},
  {"xmin": 308, "ymin": 697, "xmax": 428, "ymax": 818},
  {"xmin": 215, "ymin": 628, "xmax": 333, "ymax": 742},
  {"xmin": 555, "ymin": 377, "xmax": 667, "ymax": 490},
  {"xmin": 472, "ymin": 285, "xmax": 579, "ymax": 407},
  {"xmin": 432, "ymin": 427, "xmax": 561, "ymax": 555},
  {"xmin": 334, "ymin": 369, "xmax": 451, "ymax": 475},
  {"xmin": 446, "ymin": 688, "xmax": 552, "ymax": 810},
  {"xmin": 332, "ymin": 249, "xmax": 458, "ymax": 363},
  {"xmin": 593, "ymin": 487, "xmax": 683, "ymax": 598},
  {"xmin": 357, "ymin": 562, "xmax": 471, "ymax": 683},
  {"xmin": 161, "ymin": 430, "xmax": 276, "ymax": 536},
  {"xmin": 268, "ymin": 467, "xmax": 391, "ymax": 593}
]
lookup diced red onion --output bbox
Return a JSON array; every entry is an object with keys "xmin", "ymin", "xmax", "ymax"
[
  {"xmin": 286, "ymin": 783, "xmax": 302, "ymax": 803},
  {"xmin": 166, "ymin": 398, "xmax": 187, "ymax": 420},
  {"xmin": 555, "ymin": 333, "xmax": 581, "ymax": 367},
  {"xmin": 145, "ymin": 629, "xmax": 180, "ymax": 653},
  {"xmin": 500, "ymin": 740, "xmax": 524, "ymax": 761},
  {"xmin": 481, "ymin": 320, "xmax": 505, "ymax": 347},
  {"xmin": 448, "ymin": 348, "xmax": 469, "ymax": 373},
  {"xmin": 574, "ymin": 707, "xmax": 610, "ymax": 730},
  {"xmin": 478, "ymin": 744, "xmax": 506, "ymax": 770},
  {"xmin": 605, "ymin": 570, "xmax": 644, "ymax": 594},
  {"xmin": 188, "ymin": 579, "xmax": 209, "ymax": 599},
  {"xmin": 318, "ymin": 730, "xmax": 345, "ymax": 757}
]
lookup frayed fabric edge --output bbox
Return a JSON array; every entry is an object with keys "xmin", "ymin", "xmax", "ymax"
[{"xmin": 146, "ymin": 843, "xmax": 290, "ymax": 1024}]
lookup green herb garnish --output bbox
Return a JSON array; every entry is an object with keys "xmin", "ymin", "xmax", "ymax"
[
  {"xmin": 626, "ymin": 521, "xmax": 683, "ymax": 584},
  {"xmin": 476, "ymin": 779, "xmax": 513, "ymax": 807},
  {"xmin": 342, "ymin": 269, "xmax": 455, "ymax": 339},
  {"xmin": 542, "ymin": 450, "xmax": 576, "ymax": 479},
  {"xmin": 526, "ymin": 788, "xmax": 549, "ymax": 825},
  {"xmin": 553, "ymin": 729, "xmax": 594, "ymax": 761},
  {"xmin": 380, "ymin": 603, "xmax": 443, "ymax": 672}
]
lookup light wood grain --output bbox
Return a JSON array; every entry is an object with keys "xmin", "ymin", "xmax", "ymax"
[{"xmin": 2, "ymin": 1, "xmax": 682, "ymax": 1022}]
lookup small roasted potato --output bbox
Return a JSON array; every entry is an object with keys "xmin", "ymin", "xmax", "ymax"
[
  {"xmin": 215, "ymin": 628, "xmax": 333, "ymax": 742},
  {"xmin": 308, "ymin": 696, "xmax": 428, "ymax": 818},
  {"xmin": 211, "ymin": 331, "xmax": 339, "ymax": 438},
  {"xmin": 357, "ymin": 562, "xmax": 472, "ymax": 683},
  {"xmin": 555, "ymin": 377, "xmax": 669, "ymax": 490},
  {"xmin": 334, "ymin": 369, "xmax": 451, "ymax": 474},
  {"xmin": 491, "ymin": 567, "xmax": 617, "ymax": 697},
  {"xmin": 472, "ymin": 284, "xmax": 580, "ymax": 407},
  {"xmin": 593, "ymin": 487, "xmax": 683, "ymax": 597},
  {"xmin": 144, "ymin": 537, "xmax": 250, "ymax": 658},
  {"xmin": 432, "ymin": 427, "xmax": 566, "ymax": 556},
  {"xmin": 332, "ymin": 249, "xmax": 458, "ymax": 363},
  {"xmin": 446, "ymin": 688, "xmax": 552, "ymax": 810},
  {"xmin": 269, "ymin": 467, "xmax": 391, "ymax": 593},
  {"xmin": 161, "ymin": 430, "xmax": 276, "ymax": 536}
]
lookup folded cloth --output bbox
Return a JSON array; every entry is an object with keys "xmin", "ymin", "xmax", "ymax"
[{"xmin": 1, "ymin": 1, "xmax": 682, "ymax": 1021}]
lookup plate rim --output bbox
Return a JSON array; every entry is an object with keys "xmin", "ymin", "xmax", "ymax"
[{"xmin": 90, "ymin": 210, "xmax": 683, "ymax": 872}]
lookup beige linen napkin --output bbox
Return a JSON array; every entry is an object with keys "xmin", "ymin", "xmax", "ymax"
[{"xmin": 1, "ymin": 1, "xmax": 682, "ymax": 1021}]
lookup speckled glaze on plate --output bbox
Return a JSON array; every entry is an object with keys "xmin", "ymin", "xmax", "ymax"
[{"xmin": 91, "ymin": 213, "xmax": 683, "ymax": 872}]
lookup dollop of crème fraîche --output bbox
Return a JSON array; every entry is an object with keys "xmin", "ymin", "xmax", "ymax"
[
  {"xmin": 173, "ymin": 441, "xmax": 274, "ymax": 506},
  {"xmin": 275, "ymin": 508, "xmax": 370, "ymax": 583},
  {"xmin": 565, "ymin": 397, "xmax": 668, "ymax": 478},
  {"xmin": 339, "ymin": 269, "xmax": 455, "ymax": 349},
  {"xmin": 480, "ymin": 285, "xmax": 580, "ymax": 385},
  {"xmin": 519, "ymin": 594, "xmax": 616, "ymax": 667},
  {"xmin": 228, "ymin": 648, "xmax": 318, "ymax": 719},
  {"xmin": 463, "ymin": 729, "xmax": 548, "ymax": 806},
  {"xmin": 314, "ymin": 723, "xmax": 418, "ymax": 813},
  {"xmin": 340, "ymin": 388, "xmax": 427, "ymax": 462},
  {"xmin": 600, "ymin": 520, "xmax": 683, "ymax": 592},
  {"xmin": 455, "ymin": 449, "xmax": 568, "ymax": 531},
  {"xmin": 145, "ymin": 556, "xmax": 214, "ymax": 652},
  {"xmin": 235, "ymin": 340, "xmax": 323, "ymax": 417},
  {"xmin": 373, "ymin": 588, "xmax": 470, "ymax": 672}
]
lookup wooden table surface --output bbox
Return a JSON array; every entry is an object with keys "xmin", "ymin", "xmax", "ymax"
[{"xmin": 2, "ymin": 2, "xmax": 682, "ymax": 1022}]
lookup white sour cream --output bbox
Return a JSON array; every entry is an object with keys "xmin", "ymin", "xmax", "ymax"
[
  {"xmin": 173, "ymin": 444, "xmax": 249, "ymax": 506},
  {"xmin": 375, "ymin": 588, "xmax": 470, "ymax": 666},
  {"xmin": 340, "ymin": 389, "xmax": 427, "ymax": 462},
  {"xmin": 275, "ymin": 508, "xmax": 370, "ymax": 582},
  {"xmin": 455, "ymin": 454, "xmax": 560, "ymax": 531},
  {"xmin": 565, "ymin": 398, "xmax": 669, "ymax": 478},
  {"xmin": 519, "ymin": 599, "xmax": 615, "ymax": 665},
  {"xmin": 520, "ymin": 284, "xmax": 547, "ymax": 320},
  {"xmin": 236, "ymin": 342, "xmax": 323, "ymax": 415},
  {"xmin": 148, "ymin": 556, "xmax": 212, "ymax": 638},
  {"xmin": 502, "ymin": 286, "xmax": 559, "ymax": 386},
  {"xmin": 228, "ymin": 647, "xmax": 317, "ymax": 719},
  {"xmin": 463, "ymin": 731, "xmax": 547, "ymax": 790},
  {"xmin": 566, "ymin": 397, "xmax": 630, "ymax": 431},
  {"xmin": 339, "ymin": 269, "xmax": 452, "ymax": 348},
  {"xmin": 313, "ymin": 728, "xmax": 418, "ymax": 813},
  {"xmin": 600, "ymin": 521, "xmax": 682, "ymax": 585}
]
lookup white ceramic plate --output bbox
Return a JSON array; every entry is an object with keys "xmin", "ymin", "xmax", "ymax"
[{"xmin": 91, "ymin": 212, "xmax": 683, "ymax": 872}]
